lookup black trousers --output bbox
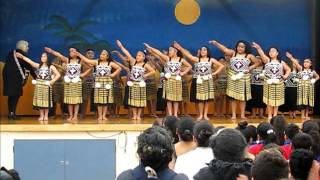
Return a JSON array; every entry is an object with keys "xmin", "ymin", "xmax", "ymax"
[{"xmin": 8, "ymin": 96, "xmax": 20, "ymax": 114}]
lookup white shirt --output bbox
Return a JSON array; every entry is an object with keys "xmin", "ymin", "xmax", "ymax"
[{"xmin": 174, "ymin": 147, "xmax": 214, "ymax": 180}]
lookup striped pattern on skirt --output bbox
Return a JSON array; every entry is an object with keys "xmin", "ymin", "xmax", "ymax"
[
  {"xmin": 128, "ymin": 82, "xmax": 147, "ymax": 107},
  {"xmin": 33, "ymin": 79, "xmax": 53, "ymax": 108},
  {"xmin": 82, "ymin": 76, "xmax": 94, "ymax": 97},
  {"xmin": 146, "ymin": 79, "xmax": 157, "ymax": 101},
  {"xmin": 113, "ymin": 80, "xmax": 123, "ymax": 106},
  {"xmin": 94, "ymin": 76, "xmax": 114, "ymax": 105},
  {"xmin": 182, "ymin": 80, "xmax": 189, "ymax": 101},
  {"xmin": 163, "ymin": 76, "xmax": 183, "ymax": 102},
  {"xmin": 196, "ymin": 79, "xmax": 215, "ymax": 101},
  {"xmin": 64, "ymin": 81, "xmax": 83, "ymax": 104},
  {"xmin": 226, "ymin": 70, "xmax": 251, "ymax": 101},
  {"xmin": 53, "ymin": 79, "xmax": 64, "ymax": 103},
  {"xmin": 297, "ymin": 80, "xmax": 314, "ymax": 107},
  {"xmin": 263, "ymin": 81, "xmax": 285, "ymax": 106}
]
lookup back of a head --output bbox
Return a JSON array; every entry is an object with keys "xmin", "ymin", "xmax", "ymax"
[
  {"xmin": 270, "ymin": 115, "xmax": 286, "ymax": 145},
  {"xmin": 257, "ymin": 122, "xmax": 277, "ymax": 145},
  {"xmin": 301, "ymin": 121, "xmax": 320, "ymax": 157},
  {"xmin": 292, "ymin": 133, "xmax": 312, "ymax": 150},
  {"xmin": 0, "ymin": 167, "xmax": 20, "ymax": 180},
  {"xmin": 210, "ymin": 128, "xmax": 247, "ymax": 162},
  {"xmin": 252, "ymin": 150, "xmax": 288, "ymax": 180},
  {"xmin": 193, "ymin": 120, "xmax": 214, "ymax": 147},
  {"xmin": 137, "ymin": 126, "xmax": 174, "ymax": 172},
  {"xmin": 302, "ymin": 120, "xmax": 319, "ymax": 134},
  {"xmin": 163, "ymin": 116, "xmax": 179, "ymax": 143},
  {"xmin": 177, "ymin": 116, "xmax": 195, "ymax": 142},
  {"xmin": 290, "ymin": 149, "xmax": 314, "ymax": 180},
  {"xmin": 285, "ymin": 123, "xmax": 300, "ymax": 140},
  {"xmin": 263, "ymin": 143, "xmax": 284, "ymax": 156},
  {"xmin": 236, "ymin": 121, "xmax": 257, "ymax": 144}
]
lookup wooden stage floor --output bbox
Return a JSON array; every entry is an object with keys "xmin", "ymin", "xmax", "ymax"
[{"xmin": 1, "ymin": 114, "xmax": 314, "ymax": 132}]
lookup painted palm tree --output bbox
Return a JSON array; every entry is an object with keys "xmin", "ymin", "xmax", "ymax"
[{"xmin": 43, "ymin": 15, "xmax": 112, "ymax": 51}]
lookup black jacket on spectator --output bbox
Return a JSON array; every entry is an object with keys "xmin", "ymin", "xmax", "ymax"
[{"xmin": 194, "ymin": 159, "xmax": 253, "ymax": 180}]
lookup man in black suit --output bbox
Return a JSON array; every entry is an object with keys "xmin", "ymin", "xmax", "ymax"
[{"xmin": 2, "ymin": 40, "xmax": 36, "ymax": 119}]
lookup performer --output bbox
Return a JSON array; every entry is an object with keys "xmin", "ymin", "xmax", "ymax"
[
  {"xmin": 210, "ymin": 40, "xmax": 260, "ymax": 120},
  {"xmin": 286, "ymin": 52, "xmax": 319, "ymax": 120},
  {"xmin": 16, "ymin": 52, "xmax": 60, "ymax": 123},
  {"xmin": 2, "ymin": 40, "xmax": 36, "ymax": 120},
  {"xmin": 246, "ymin": 56, "xmax": 266, "ymax": 119},
  {"xmin": 51, "ymin": 57, "xmax": 66, "ymax": 119},
  {"xmin": 173, "ymin": 42, "xmax": 224, "ymax": 120},
  {"xmin": 45, "ymin": 47, "xmax": 91, "ymax": 123},
  {"xmin": 252, "ymin": 42, "xmax": 291, "ymax": 120},
  {"xmin": 80, "ymin": 49, "xmax": 95, "ymax": 119},
  {"xmin": 116, "ymin": 40, "xmax": 155, "ymax": 120},
  {"xmin": 77, "ymin": 50, "xmax": 121, "ymax": 122},
  {"xmin": 279, "ymin": 55, "xmax": 298, "ymax": 119},
  {"xmin": 214, "ymin": 57, "xmax": 228, "ymax": 118},
  {"xmin": 144, "ymin": 43, "xmax": 192, "ymax": 117},
  {"xmin": 145, "ymin": 53, "xmax": 158, "ymax": 118}
]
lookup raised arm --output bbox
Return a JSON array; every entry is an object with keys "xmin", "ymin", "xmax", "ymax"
[
  {"xmin": 110, "ymin": 61, "xmax": 122, "ymax": 78},
  {"xmin": 114, "ymin": 61, "xmax": 130, "ymax": 73},
  {"xmin": 80, "ymin": 67, "xmax": 92, "ymax": 78},
  {"xmin": 251, "ymin": 42, "xmax": 269, "ymax": 64},
  {"xmin": 44, "ymin": 47, "xmax": 69, "ymax": 63},
  {"xmin": 116, "ymin": 40, "xmax": 135, "ymax": 62},
  {"xmin": 143, "ymin": 64, "xmax": 155, "ymax": 79},
  {"xmin": 76, "ymin": 52, "xmax": 98, "ymax": 66},
  {"xmin": 209, "ymin": 40, "xmax": 234, "ymax": 56},
  {"xmin": 180, "ymin": 58, "xmax": 192, "ymax": 76},
  {"xmin": 143, "ymin": 43, "xmax": 169, "ymax": 63},
  {"xmin": 15, "ymin": 52, "xmax": 39, "ymax": 68},
  {"xmin": 211, "ymin": 58, "xmax": 224, "ymax": 76},
  {"xmin": 49, "ymin": 66, "xmax": 61, "ymax": 85},
  {"xmin": 282, "ymin": 61, "xmax": 291, "ymax": 80},
  {"xmin": 112, "ymin": 50, "xmax": 130, "ymax": 63},
  {"xmin": 286, "ymin": 52, "xmax": 302, "ymax": 72},
  {"xmin": 248, "ymin": 54, "xmax": 262, "ymax": 72},
  {"xmin": 173, "ymin": 41, "xmax": 198, "ymax": 63}
]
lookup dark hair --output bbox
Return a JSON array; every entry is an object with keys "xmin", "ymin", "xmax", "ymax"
[
  {"xmin": 267, "ymin": 47, "xmax": 281, "ymax": 62},
  {"xmin": 285, "ymin": 123, "xmax": 300, "ymax": 140},
  {"xmin": 98, "ymin": 49, "xmax": 113, "ymax": 65},
  {"xmin": 314, "ymin": 119, "xmax": 320, "ymax": 133},
  {"xmin": 263, "ymin": 143, "xmax": 284, "ymax": 156},
  {"xmin": 198, "ymin": 46, "xmax": 212, "ymax": 59},
  {"xmin": 252, "ymin": 150, "xmax": 288, "ymax": 180},
  {"xmin": 193, "ymin": 120, "xmax": 214, "ymax": 147},
  {"xmin": 0, "ymin": 167, "xmax": 20, "ymax": 180},
  {"xmin": 86, "ymin": 48, "xmax": 94, "ymax": 52},
  {"xmin": 39, "ymin": 52, "xmax": 52, "ymax": 68},
  {"xmin": 302, "ymin": 120, "xmax": 320, "ymax": 134},
  {"xmin": 169, "ymin": 46, "xmax": 183, "ymax": 58},
  {"xmin": 290, "ymin": 149, "xmax": 314, "ymax": 180},
  {"xmin": 177, "ymin": 116, "xmax": 195, "ymax": 142},
  {"xmin": 257, "ymin": 122, "xmax": 277, "ymax": 145},
  {"xmin": 302, "ymin": 120, "xmax": 320, "ymax": 157},
  {"xmin": 235, "ymin": 40, "xmax": 251, "ymax": 55},
  {"xmin": 292, "ymin": 133, "xmax": 312, "ymax": 150},
  {"xmin": 210, "ymin": 128, "xmax": 247, "ymax": 161},
  {"xmin": 270, "ymin": 115, "xmax": 286, "ymax": 145},
  {"xmin": 236, "ymin": 121, "xmax": 257, "ymax": 143},
  {"xmin": 137, "ymin": 126, "xmax": 174, "ymax": 172},
  {"xmin": 163, "ymin": 116, "xmax": 179, "ymax": 144}
]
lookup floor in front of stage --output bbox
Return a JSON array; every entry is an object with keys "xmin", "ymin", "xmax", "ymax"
[{"xmin": 1, "ymin": 114, "xmax": 316, "ymax": 132}]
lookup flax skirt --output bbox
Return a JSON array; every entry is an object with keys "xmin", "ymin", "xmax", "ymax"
[
  {"xmin": 226, "ymin": 70, "xmax": 251, "ymax": 101},
  {"xmin": 94, "ymin": 76, "xmax": 114, "ymax": 105},
  {"xmin": 297, "ymin": 80, "xmax": 314, "ymax": 108},
  {"xmin": 196, "ymin": 79, "xmax": 215, "ymax": 101},
  {"xmin": 263, "ymin": 81, "xmax": 285, "ymax": 106},
  {"xmin": 128, "ymin": 82, "xmax": 147, "ymax": 107},
  {"xmin": 64, "ymin": 81, "xmax": 83, "ymax": 104},
  {"xmin": 163, "ymin": 77, "xmax": 182, "ymax": 102},
  {"xmin": 33, "ymin": 79, "xmax": 53, "ymax": 109}
]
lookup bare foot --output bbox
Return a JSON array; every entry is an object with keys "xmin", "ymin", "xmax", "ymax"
[
  {"xmin": 240, "ymin": 116, "xmax": 248, "ymax": 120},
  {"xmin": 102, "ymin": 117, "xmax": 108, "ymax": 121},
  {"xmin": 204, "ymin": 116, "xmax": 210, "ymax": 121},
  {"xmin": 71, "ymin": 117, "xmax": 78, "ymax": 124},
  {"xmin": 231, "ymin": 116, "xmax": 237, "ymax": 120},
  {"xmin": 67, "ymin": 116, "xmax": 73, "ymax": 123},
  {"xmin": 197, "ymin": 116, "xmax": 203, "ymax": 121}
]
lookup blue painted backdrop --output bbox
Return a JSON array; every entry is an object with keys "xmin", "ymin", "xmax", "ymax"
[{"xmin": 0, "ymin": 0, "xmax": 312, "ymax": 61}]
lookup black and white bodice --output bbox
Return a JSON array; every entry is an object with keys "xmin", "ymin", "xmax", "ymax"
[
  {"xmin": 298, "ymin": 70, "xmax": 314, "ymax": 81},
  {"xmin": 195, "ymin": 62, "xmax": 212, "ymax": 76},
  {"xmin": 165, "ymin": 61, "xmax": 182, "ymax": 75},
  {"xmin": 95, "ymin": 64, "xmax": 111, "ymax": 77},
  {"xmin": 285, "ymin": 71, "xmax": 298, "ymax": 87},
  {"xmin": 230, "ymin": 57, "xmax": 250, "ymax": 73},
  {"xmin": 264, "ymin": 61, "xmax": 283, "ymax": 79},
  {"xmin": 130, "ymin": 65, "xmax": 145, "ymax": 82},
  {"xmin": 251, "ymin": 68, "xmax": 264, "ymax": 85},
  {"xmin": 65, "ymin": 63, "xmax": 81, "ymax": 79},
  {"xmin": 37, "ymin": 66, "xmax": 52, "ymax": 80}
]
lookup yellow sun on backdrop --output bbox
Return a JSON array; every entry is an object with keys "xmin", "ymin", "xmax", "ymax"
[{"xmin": 175, "ymin": 0, "xmax": 201, "ymax": 25}]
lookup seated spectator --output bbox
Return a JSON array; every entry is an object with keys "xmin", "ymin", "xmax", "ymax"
[
  {"xmin": 263, "ymin": 143, "xmax": 285, "ymax": 158},
  {"xmin": 289, "ymin": 149, "xmax": 316, "ymax": 180},
  {"xmin": 292, "ymin": 132, "xmax": 312, "ymax": 150},
  {"xmin": 249, "ymin": 122, "xmax": 277, "ymax": 156},
  {"xmin": 163, "ymin": 116, "xmax": 179, "ymax": 144},
  {"xmin": 251, "ymin": 150, "xmax": 289, "ymax": 180},
  {"xmin": 0, "ymin": 167, "xmax": 20, "ymax": 180},
  {"xmin": 302, "ymin": 120, "xmax": 320, "ymax": 161},
  {"xmin": 236, "ymin": 120, "xmax": 257, "ymax": 145},
  {"xmin": 194, "ymin": 128, "xmax": 253, "ymax": 180},
  {"xmin": 116, "ymin": 126, "xmax": 188, "ymax": 180},
  {"xmin": 270, "ymin": 115, "xmax": 287, "ymax": 145},
  {"xmin": 175, "ymin": 116, "xmax": 197, "ymax": 157},
  {"xmin": 281, "ymin": 123, "xmax": 300, "ymax": 160},
  {"xmin": 174, "ymin": 120, "xmax": 214, "ymax": 179}
]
